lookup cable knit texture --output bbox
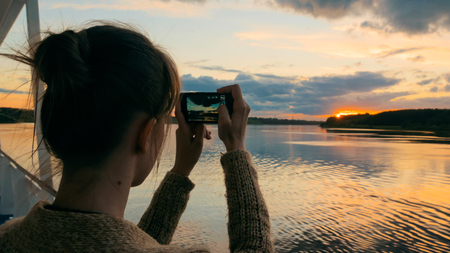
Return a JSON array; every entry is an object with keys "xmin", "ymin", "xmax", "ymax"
[
  {"xmin": 220, "ymin": 150, "xmax": 275, "ymax": 253},
  {"xmin": 137, "ymin": 171, "xmax": 194, "ymax": 245},
  {"xmin": 0, "ymin": 150, "xmax": 274, "ymax": 252}
]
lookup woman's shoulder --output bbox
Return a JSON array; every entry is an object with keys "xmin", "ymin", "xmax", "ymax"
[
  {"xmin": 0, "ymin": 216, "xmax": 25, "ymax": 234},
  {"xmin": 0, "ymin": 214, "xmax": 26, "ymax": 251},
  {"xmin": 0, "ymin": 201, "xmax": 210, "ymax": 252},
  {"xmin": 0, "ymin": 200, "xmax": 149, "ymax": 251},
  {"xmin": 0, "ymin": 201, "xmax": 51, "ymax": 236}
]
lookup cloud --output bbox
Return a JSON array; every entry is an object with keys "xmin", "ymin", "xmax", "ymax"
[
  {"xmin": 417, "ymin": 78, "xmax": 434, "ymax": 86},
  {"xmin": 391, "ymin": 96, "xmax": 450, "ymax": 109},
  {"xmin": 234, "ymin": 73, "xmax": 254, "ymax": 81},
  {"xmin": 429, "ymin": 86, "xmax": 438, "ymax": 92},
  {"xmin": 253, "ymin": 73, "xmax": 297, "ymax": 81},
  {"xmin": 169, "ymin": 0, "xmax": 207, "ymax": 4},
  {"xmin": 408, "ymin": 55, "xmax": 425, "ymax": 62},
  {"xmin": 360, "ymin": 21, "xmax": 391, "ymax": 33},
  {"xmin": 183, "ymin": 59, "xmax": 209, "ymax": 65},
  {"xmin": 181, "ymin": 71, "xmax": 403, "ymax": 115},
  {"xmin": 268, "ymin": 0, "xmax": 450, "ymax": 35},
  {"xmin": 261, "ymin": 63, "xmax": 278, "ymax": 69},
  {"xmin": 51, "ymin": 0, "xmax": 450, "ymax": 35},
  {"xmin": 181, "ymin": 74, "xmax": 229, "ymax": 92},
  {"xmin": 270, "ymin": 0, "xmax": 370, "ymax": 19},
  {"xmin": 377, "ymin": 47, "xmax": 424, "ymax": 58},
  {"xmin": 373, "ymin": 1, "xmax": 450, "ymax": 35},
  {"xmin": 0, "ymin": 88, "xmax": 28, "ymax": 94},
  {"xmin": 189, "ymin": 64, "xmax": 297, "ymax": 80},
  {"xmin": 190, "ymin": 65, "xmax": 242, "ymax": 73},
  {"xmin": 297, "ymin": 71, "xmax": 400, "ymax": 98},
  {"xmin": 443, "ymin": 73, "xmax": 450, "ymax": 83},
  {"xmin": 445, "ymin": 85, "xmax": 450, "ymax": 92},
  {"xmin": 50, "ymin": 0, "xmax": 208, "ymax": 17},
  {"xmin": 416, "ymin": 73, "xmax": 450, "ymax": 86},
  {"xmin": 344, "ymin": 61, "xmax": 362, "ymax": 70}
]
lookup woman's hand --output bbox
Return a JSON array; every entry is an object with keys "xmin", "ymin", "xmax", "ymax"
[
  {"xmin": 171, "ymin": 103, "xmax": 211, "ymax": 177},
  {"xmin": 217, "ymin": 84, "xmax": 251, "ymax": 152}
]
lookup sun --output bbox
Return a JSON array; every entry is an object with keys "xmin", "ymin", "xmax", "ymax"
[
  {"xmin": 334, "ymin": 110, "xmax": 380, "ymax": 118},
  {"xmin": 335, "ymin": 111, "xmax": 360, "ymax": 118}
]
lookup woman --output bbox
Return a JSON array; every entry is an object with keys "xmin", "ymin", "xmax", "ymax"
[{"xmin": 0, "ymin": 24, "xmax": 274, "ymax": 252}]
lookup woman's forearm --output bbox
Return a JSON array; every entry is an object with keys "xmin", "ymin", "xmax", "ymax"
[
  {"xmin": 137, "ymin": 171, "xmax": 194, "ymax": 244},
  {"xmin": 221, "ymin": 150, "xmax": 275, "ymax": 252}
]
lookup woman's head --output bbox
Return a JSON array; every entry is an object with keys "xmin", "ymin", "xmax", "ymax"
[{"xmin": 6, "ymin": 24, "xmax": 180, "ymax": 176}]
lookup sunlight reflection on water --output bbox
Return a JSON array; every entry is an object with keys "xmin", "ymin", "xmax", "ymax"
[{"xmin": 1, "ymin": 124, "xmax": 450, "ymax": 252}]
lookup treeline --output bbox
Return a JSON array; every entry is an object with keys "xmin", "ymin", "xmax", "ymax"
[
  {"xmin": 247, "ymin": 117, "xmax": 322, "ymax": 125},
  {"xmin": 170, "ymin": 116, "xmax": 323, "ymax": 125},
  {"xmin": 1, "ymin": 107, "xmax": 323, "ymax": 125},
  {"xmin": 0, "ymin": 108, "xmax": 34, "ymax": 123},
  {"xmin": 321, "ymin": 109, "xmax": 450, "ymax": 132}
]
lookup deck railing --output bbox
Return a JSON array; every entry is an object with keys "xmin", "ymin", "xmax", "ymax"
[
  {"xmin": 0, "ymin": 149, "xmax": 56, "ymax": 225},
  {"xmin": 1, "ymin": 0, "xmax": 56, "ymax": 225}
]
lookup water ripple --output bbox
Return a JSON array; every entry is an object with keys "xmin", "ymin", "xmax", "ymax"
[{"xmin": 2, "ymin": 124, "xmax": 450, "ymax": 252}]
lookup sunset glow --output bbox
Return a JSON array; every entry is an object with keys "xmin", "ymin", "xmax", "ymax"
[
  {"xmin": 1, "ymin": 2, "xmax": 449, "ymax": 252},
  {"xmin": 0, "ymin": 0, "xmax": 449, "ymax": 120},
  {"xmin": 335, "ymin": 111, "xmax": 360, "ymax": 118},
  {"xmin": 334, "ymin": 109, "xmax": 382, "ymax": 118}
]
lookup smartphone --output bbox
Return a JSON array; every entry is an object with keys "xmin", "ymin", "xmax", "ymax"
[{"xmin": 181, "ymin": 92, "xmax": 234, "ymax": 123}]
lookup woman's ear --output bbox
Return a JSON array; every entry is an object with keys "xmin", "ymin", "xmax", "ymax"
[{"xmin": 138, "ymin": 118, "xmax": 156, "ymax": 154}]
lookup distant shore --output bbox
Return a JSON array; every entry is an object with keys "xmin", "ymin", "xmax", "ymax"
[
  {"xmin": 0, "ymin": 108, "xmax": 34, "ymax": 123},
  {"xmin": 320, "ymin": 109, "xmax": 450, "ymax": 137},
  {"xmin": 0, "ymin": 107, "xmax": 323, "ymax": 125},
  {"xmin": 170, "ymin": 116, "xmax": 323, "ymax": 125},
  {"xmin": 247, "ymin": 117, "xmax": 323, "ymax": 125}
]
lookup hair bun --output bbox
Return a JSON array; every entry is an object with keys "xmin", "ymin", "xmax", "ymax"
[{"xmin": 34, "ymin": 30, "xmax": 91, "ymax": 95}]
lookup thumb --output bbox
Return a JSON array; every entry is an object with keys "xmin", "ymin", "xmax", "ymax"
[
  {"xmin": 175, "ymin": 101, "xmax": 189, "ymax": 133},
  {"xmin": 218, "ymin": 104, "xmax": 231, "ymax": 127},
  {"xmin": 204, "ymin": 126, "xmax": 212, "ymax": 140},
  {"xmin": 193, "ymin": 124, "xmax": 205, "ymax": 147}
]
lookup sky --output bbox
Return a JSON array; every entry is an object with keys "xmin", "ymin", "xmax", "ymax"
[
  {"xmin": 187, "ymin": 97, "xmax": 220, "ymax": 112},
  {"xmin": 1, "ymin": 0, "xmax": 450, "ymax": 120}
]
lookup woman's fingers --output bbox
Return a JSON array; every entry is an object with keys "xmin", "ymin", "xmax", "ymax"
[
  {"xmin": 217, "ymin": 84, "xmax": 244, "ymax": 102},
  {"xmin": 217, "ymin": 84, "xmax": 247, "ymax": 124},
  {"xmin": 218, "ymin": 104, "xmax": 232, "ymax": 128},
  {"xmin": 175, "ymin": 102, "xmax": 189, "ymax": 133},
  {"xmin": 216, "ymin": 83, "xmax": 249, "ymax": 152},
  {"xmin": 177, "ymin": 101, "xmax": 211, "ymax": 141},
  {"xmin": 193, "ymin": 124, "xmax": 205, "ymax": 147},
  {"xmin": 204, "ymin": 126, "xmax": 212, "ymax": 140}
]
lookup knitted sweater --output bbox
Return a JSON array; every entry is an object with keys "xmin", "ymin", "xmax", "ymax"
[{"xmin": 0, "ymin": 150, "xmax": 274, "ymax": 252}]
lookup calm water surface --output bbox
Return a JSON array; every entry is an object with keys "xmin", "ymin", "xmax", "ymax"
[{"xmin": 1, "ymin": 124, "xmax": 450, "ymax": 252}]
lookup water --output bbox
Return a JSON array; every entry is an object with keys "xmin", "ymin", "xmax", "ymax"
[{"xmin": 1, "ymin": 124, "xmax": 450, "ymax": 252}]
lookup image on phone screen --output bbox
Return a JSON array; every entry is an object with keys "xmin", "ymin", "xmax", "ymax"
[
  {"xmin": 181, "ymin": 92, "xmax": 233, "ymax": 123},
  {"xmin": 187, "ymin": 94, "xmax": 224, "ymax": 122}
]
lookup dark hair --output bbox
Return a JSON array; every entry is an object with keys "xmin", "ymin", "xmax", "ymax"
[{"xmin": 3, "ymin": 24, "xmax": 180, "ymax": 169}]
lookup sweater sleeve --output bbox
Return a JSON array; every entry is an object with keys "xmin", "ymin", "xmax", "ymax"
[
  {"xmin": 137, "ymin": 171, "xmax": 195, "ymax": 245},
  {"xmin": 220, "ymin": 150, "xmax": 275, "ymax": 253}
]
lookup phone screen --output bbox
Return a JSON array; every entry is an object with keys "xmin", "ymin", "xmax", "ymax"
[{"xmin": 181, "ymin": 92, "xmax": 233, "ymax": 123}]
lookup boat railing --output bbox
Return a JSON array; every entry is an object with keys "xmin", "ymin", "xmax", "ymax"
[
  {"xmin": 0, "ymin": 149, "xmax": 56, "ymax": 225},
  {"xmin": 1, "ymin": 0, "xmax": 57, "ymax": 226}
]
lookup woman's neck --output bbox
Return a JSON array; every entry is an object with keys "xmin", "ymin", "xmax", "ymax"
[
  {"xmin": 52, "ymin": 159, "xmax": 136, "ymax": 218},
  {"xmin": 51, "ymin": 115, "xmax": 155, "ymax": 218}
]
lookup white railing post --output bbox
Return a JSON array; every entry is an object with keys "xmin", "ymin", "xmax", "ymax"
[
  {"xmin": 26, "ymin": 0, "xmax": 53, "ymax": 189},
  {"xmin": 0, "ymin": 153, "xmax": 14, "ymax": 215},
  {"xmin": 10, "ymin": 163, "xmax": 30, "ymax": 217},
  {"xmin": 0, "ymin": 0, "xmax": 56, "ymax": 221},
  {"xmin": 0, "ymin": 150, "xmax": 56, "ymax": 219},
  {"xmin": 0, "ymin": 0, "xmax": 25, "ymax": 47}
]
